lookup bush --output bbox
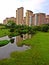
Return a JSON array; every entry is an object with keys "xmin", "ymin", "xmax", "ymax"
[
  {"xmin": 32, "ymin": 26, "xmax": 41, "ymax": 31},
  {"xmin": 8, "ymin": 33, "xmax": 15, "ymax": 38},
  {"xmin": 41, "ymin": 25, "xmax": 49, "ymax": 32},
  {"xmin": 10, "ymin": 28, "xmax": 15, "ymax": 32},
  {"xmin": 10, "ymin": 38, "xmax": 14, "ymax": 43},
  {"xmin": 0, "ymin": 40, "xmax": 9, "ymax": 47}
]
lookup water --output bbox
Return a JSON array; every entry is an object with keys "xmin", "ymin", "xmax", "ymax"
[{"xmin": 0, "ymin": 34, "xmax": 31, "ymax": 59}]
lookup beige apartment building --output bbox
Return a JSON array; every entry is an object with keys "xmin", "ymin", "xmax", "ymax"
[
  {"xmin": 26, "ymin": 10, "xmax": 33, "ymax": 26},
  {"xmin": 3, "ymin": 17, "xmax": 16, "ymax": 24},
  {"xmin": 33, "ymin": 13, "xmax": 46, "ymax": 26},
  {"xmin": 32, "ymin": 14, "xmax": 35, "ymax": 25},
  {"xmin": 45, "ymin": 15, "xmax": 49, "ymax": 24},
  {"xmin": 3, "ymin": 7, "xmax": 49, "ymax": 26},
  {"xmin": 23, "ymin": 17, "xmax": 26, "ymax": 25},
  {"xmin": 16, "ymin": 7, "xmax": 24, "ymax": 25}
]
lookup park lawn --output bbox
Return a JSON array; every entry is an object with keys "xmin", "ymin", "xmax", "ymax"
[
  {"xmin": 0, "ymin": 32, "xmax": 49, "ymax": 65},
  {"xmin": 0, "ymin": 29, "xmax": 10, "ymax": 37}
]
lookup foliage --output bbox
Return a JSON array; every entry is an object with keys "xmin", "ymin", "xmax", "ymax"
[
  {"xmin": 10, "ymin": 38, "xmax": 14, "ymax": 43},
  {"xmin": 0, "ymin": 40, "xmax": 9, "ymax": 47},
  {"xmin": 0, "ymin": 29, "xmax": 10, "ymax": 37},
  {"xmin": 7, "ymin": 20, "xmax": 16, "ymax": 28},
  {"xmin": 41, "ymin": 25, "xmax": 49, "ymax": 32},
  {"xmin": 10, "ymin": 28, "xmax": 15, "ymax": 32},
  {"xmin": 0, "ymin": 24, "xmax": 6, "ymax": 29}
]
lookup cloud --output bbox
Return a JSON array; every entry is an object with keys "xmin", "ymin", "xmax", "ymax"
[
  {"xmin": 24, "ymin": 0, "xmax": 46, "ymax": 11},
  {"xmin": 0, "ymin": 0, "xmax": 46, "ymax": 22},
  {"xmin": 16, "ymin": 0, "xmax": 46, "ymax": 15}
]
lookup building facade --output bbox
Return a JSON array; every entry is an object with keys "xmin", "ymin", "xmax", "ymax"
[
  {"xmin": 26, "ymin": 10, "xmax": 33, "ymax": 26},
  {"xmin": 23, "ymin": 17, "xmax": 26, "ymax": 25},
  {"xmin": 16, "ymin": 7, "xmax": 24, "ymax": 25},
  {"xmin": 3, "ymin": 17, "xmax": 16, "ymax": 24},
  {"xmin": 45, "ymin": 15, "xmax": 49, "ymax": 24},
  {"xmin": 33, "ymin": 13, "xmax": 46, "ymax": 26},
  {"xmin": 3, "ymin": 7, "xmax": 49, "ymax": 26}
]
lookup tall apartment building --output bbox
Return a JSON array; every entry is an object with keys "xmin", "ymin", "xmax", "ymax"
[
  {"xmin": 23, "ymin": 17, "xmax": 26, "ymax": 25},
  {"xmin": 3, "ymin": 7, "xmax": 49, "ymax": 26},
  {"xmin": 26, "ymin": 10, "xmax": 33, "ymax": 26},
  {"xmin": 3, "ymin": 18, "xmax": 8, "ymax": 24},
  {"xmin": 45, "ymin": 15, "xmax": 49, "ymax": 24},
  {"xmin": 3, "ymin": 17, "xmax": 16, "ymax": 24},
  {"xmin": 16, "ymin": 7, "xmax": 24, "ymax": 25},
  {"xmin": 33, "ymin": 13, "xmax": 46, "ymax": 26},
  {"xmin": 32, "ymin": 14, "xmax": 35, "ymax": 25}
]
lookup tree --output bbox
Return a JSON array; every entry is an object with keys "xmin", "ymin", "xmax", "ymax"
[
  {"xmin": 7, "ymin": 20, "xmax": 16, "ymax": 28},
  {"xmin": 41, "ymin": 25, "xmax": 49, "ymax": 32},
  {"xmin": 7, "ymin": 20, "xmax": 17, "ymax": 37}
]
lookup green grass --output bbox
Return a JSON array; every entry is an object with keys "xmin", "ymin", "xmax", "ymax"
[
  {"xmin": 0, "ymin": 25, "xmax": 5, "ymax": 29},
  {"xmin": 0, "ymin": 29, "xmax": 10, "ymax": 37},
  {"xmin": 0, "ymin": 40, "xmax": 10, "ymax": 47},
  {"xmin": 0, "ymin": 32, "xmax": 49, "ymax": 65}
]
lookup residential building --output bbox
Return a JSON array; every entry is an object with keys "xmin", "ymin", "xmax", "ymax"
[
  {"xmin": 45, "ymin": 15, "xmax": 49, "ymax": 24},
  {"xmin": 3, "ymin": 17, "xmax": 16, "ymax": 24},
  {"xmin": 23, "ymin": 17, "xmax": 26, "ymax": 25},
  {"xmin": 26, "ymin": 10, "xmax": 33, "ymax": 26},
  {"xmin": 33, "ymin": 13, "xmax": 46, "ymax": 25},
  {"xmin": 16, "ymin": 7, "xmax": 24, "ymax": 25}
]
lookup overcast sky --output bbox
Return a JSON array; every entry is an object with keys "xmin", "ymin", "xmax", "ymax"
[{"xmin": 0, "ymin": 0, "xmax": 49, "ymax": 23}]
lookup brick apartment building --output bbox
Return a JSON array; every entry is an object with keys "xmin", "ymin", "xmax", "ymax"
[
  {"xmin": 16, "ymin": 7, "xmax": 24, "ymax": 25},
  {"xmin": 3, "ymin": 7, "xmax": 49, "ymax": 26},
  {"xmin": 3, "ymin": 17, "xmax": 16, "ymax": 24},
  {"xmin": 26, "ymin": 10, "xmax": 33, "ymax": 26}
]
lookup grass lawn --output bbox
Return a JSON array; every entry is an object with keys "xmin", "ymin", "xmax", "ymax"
[
  {"xmin": 0, "ymin": 32, "xmax": 49, "ymax": 65},
  {"xmin": 0, "ymin": 29, "xmax": 10, "ymax": 37}
]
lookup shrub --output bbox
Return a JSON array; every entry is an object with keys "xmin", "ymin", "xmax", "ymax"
[
  {"xmin": 8, "ymin": 33, "xmax": 15, "ymax": 38},
  {"xmin": 10, "ymin": 38, "xmax": 14, "ymax": 43},
  {"xmin": 32, "ymin": 26, "xmax": 41, "ymax": 31},
  {"xmin": 41, "ymin": 25, "xmax": 49, "ymax": 32},
  {"xmin": 10, "ymin": 28, "xmax": 15, "ymax": 32},
  {"xmin": 0, "ymin": 40, "xmax": 9, "ymax": 47}
]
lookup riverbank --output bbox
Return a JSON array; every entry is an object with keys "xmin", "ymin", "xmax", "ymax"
[
  {"xmin": 0, "ymin": 29, "xmax": 10, "ymax": 37},
  {"xmin": 0, "ymin": 32, "xmax": 49, "ymax": 65}
]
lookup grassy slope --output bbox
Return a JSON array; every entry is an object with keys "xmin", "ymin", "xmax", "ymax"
[
  {"xmin": 0, "ymin": 32, "xmax": 49, "ymax": 65},
  {"xmin": 0, "ymin": 29, "xmax": 10, "ymax": 37}
]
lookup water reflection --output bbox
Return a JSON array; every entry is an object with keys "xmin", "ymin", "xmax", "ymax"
[
  {"xmin": 0, "ymin": 34, "xmax": 31, "ymax": 59},
  {"xmin": 16, "ymin": 34, "xmax": 32, "ymax": 44}
]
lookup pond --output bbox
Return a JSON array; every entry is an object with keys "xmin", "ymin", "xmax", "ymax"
[{"xmin": 0, "ymin": 34, "xmax": 31, "ymax": 59}]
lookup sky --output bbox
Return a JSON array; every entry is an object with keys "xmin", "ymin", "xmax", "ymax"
[{"xmin": 0, "ymin": 0, "xmax": 49, "ymax": 23}]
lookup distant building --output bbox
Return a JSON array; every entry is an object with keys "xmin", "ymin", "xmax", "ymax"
[
  {"xmin": 3, "ymin": 17, "xmax": 16, "ymax": 24},
  {"xmin": 16, "ymin": 7, "xmax": 24, "ymax": 25},
  {"xmin": 33, "ymin": 13, "xmax": 46, "ymax": 26},
  {"xmin": 26, "ymin": 10, "xmax": 33, "ymax": 26},
  {"xmin": 23, "ymin": 17, "xmax": 26, "ymax": 25},
  {"xmin": 32, "ymin": 14, "xmax": 35, "ymax": 25},
  {"xmin": 45, "ymin": 15, "xmax": 49, "ymax": 24},
  {"xmin": 3, "ymin": 7, "xmax": 49, "ymax": 26}
]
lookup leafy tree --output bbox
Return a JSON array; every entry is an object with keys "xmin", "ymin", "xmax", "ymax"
[
  {"xmin": 7, "ymin": 20, "xmax": 16, "ymax": 28},
  {"xmin": 41, "ymin": 25, "xmax": 49, "ymax": 32}
]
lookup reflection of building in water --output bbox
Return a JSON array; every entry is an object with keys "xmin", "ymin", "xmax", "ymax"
[
  {"xmin": 23, "ymin": 34, "xmax": 28, "ymax": 40},
  {"xmin": 16, "ymin": 35, "xmax": 23, "ymax": 44},
  {"xmin": 16, "ymin": 34, "xmax": 32, "ymax": 44},
  {"xmin": 28, "ymin": 34, "xmax": 32, "ymax": 39}
]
